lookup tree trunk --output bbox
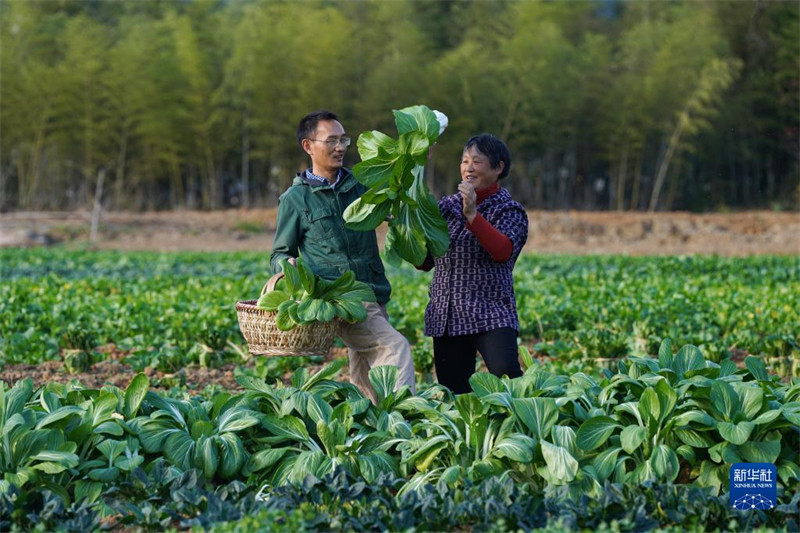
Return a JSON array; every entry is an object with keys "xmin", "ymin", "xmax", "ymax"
[
  {"xmin": 114, "ymin": 124, "xmax": 128, "ymax": 210},
  {"xmin": 630, "ymin": 148, "xmax": 644, "ymax": 211},
  {"xmin": 500, "ymin": 80, "xmax": 523, "ymax": 141},
  {"xmin": 0, "ymin": 164, "xmax": 5, "ymax": 211},
  {"xmin": 241, "ymin": 107, "xmax": 250, "ymax": 209},
  {"xmin": 90, "ymin": 168, "xmax": 105, "ymax": 243},
  {"xmin": 616, "ymin": 144, "xmax": 628, "ymax": 211},
  {"xmin": 665, "ymin": 158, "xmax": 683, "ymax": 210},
  {"xmin": 22, "ymin": 113, "xmax": 48, "ymax": 209},
  {"xmin": 649, "ymin": 112, "xmax": 686, "ymax": 212}
]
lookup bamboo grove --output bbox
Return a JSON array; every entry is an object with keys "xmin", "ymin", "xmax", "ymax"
[{"xmin": 1, "ymin": 0, "xmax": 797, "ymax": 212}]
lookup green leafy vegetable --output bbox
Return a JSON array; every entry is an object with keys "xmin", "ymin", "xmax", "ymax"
[
  {"xmin": 256, "ymin": 258, "xmax": 376, "ymax": 331},
  {"xmin": 344, "ymin": 104, "xmax": 450, "ymax": 267}
]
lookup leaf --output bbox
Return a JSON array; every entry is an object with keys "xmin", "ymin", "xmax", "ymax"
[
  {"xmin": 217, "ymin": 407, "xmax": 260, "ymax": 433},
  {"xmin": 710, "ymin": 381, "xmax": 740, "ymax": 420},
  {"xmin": 637, "ymin": 387, "xmax": 660, "ymax": 425},
  {"xmin": 651, "ymin": 444, "xmax": 679, "ymax": 481},
  {"xmin": 576, "ymin": 416, "xmax": 621, "ymax": 451},
  {"xmin": 357, "ymin": 451, "xmax": 398, "ymax": 484},
  {"xmin": 35, "ymin": 406, "xmax": 85, "ymax": 429},
  {"xmin": 199, "ymin": 436, "xmax": 219, "ymax": 479},
  {"xmin": 315, "ymin": 301, "xmax": 336, "ymax": 323},
  {"xmin": 671, "ymin": 410, "xmax": 716, "ymax": 427},
  {"xmin": 114, "ymin": 453, "xmax": 144, "ymax": 472},
  {"xmin": 551, "ymin": 425, "xmax": 578, "ymax": 456},
  {"xmin": 620, "ymin": 425, "xmax": 647, "ymax": 454},
  {"xmin": 673, "ymin": 344, "xmax": 705, "ymax": 376},
  {"xmin": 338, "ymin": 282, "xmax": 377, "ymax": 303},
  {"xmin": 299, "ymin": 358, "xmax": 348, "ymax": 392},
  {"xmin": 673, "ymin": 428, "xmax": 715, "ymax": 448},
  {"xmin": 470, "ymin": 372, "xmax": 506, "ymax": 398},
  {"xmin": 343, "ymin": 197, "xmax": 392, "ymax": 231},
  {"xmin": 164, "ymin": 432, "xmax": 195, "ymax": 470},
  {"xmin": 369, "ymin": 365, "xmax": 398, "ymax": 403},
  {"xmin": 654, "ymin": 378, "xmax": 677, "ymax": 423},
  {"xmin": 593, "ymin": 447, "xmax": 622, "ymax": 480},
  {"xmin": 512, "ymin": 397, "xmax": 558, "ymax": 440},
  {"xmin": 275, "ymin": 306, "xmax": 296, "ymax": 331},
  {"xmin": 540, "ymin": 439, "xmax": 579, "ymax": 483},
  {"xmin": 397, "ymin": 131, "xmax": 431, "ymax": 164},
  {"xmin": 246, "ymin": 448, "xmax": 287, "ymax": 473},
  {"xmin": 386, "ymin": 221, "xmax": 427, "ymax": 267},
  {"xmin": 92, "ymin": 392, "xmax": 118, "ymax": 427},
  {"xmin": 658, "ymin": 338, "xmax": 673, "ymax": 369},
  {"xmin": 717, "ymin": 420, "xmax": 754, "ymax": 445},
  {"xmin": 739, "ymin": 439, "xmax": 781, "ymax": 463},
  {"xmin": 393, "ymin": 105, "xmax": 440, "ymax": 142},
  {"xmin": 257, "ymin": 289, "xmax": 292, "ymax": 311},
  {"xmin": 87, "ymin": 467, "xmax": 120, "ymax": 482},
  {"xmin": 745, "ymin": 356, "xmax": 771, "ymax": 382},
  {"xmin": 297, "ymin": 257, "xmax": 316, "ymax": 294},
  {"xmin": 353, "ymin": 157, "xmax": 397, "ymax": 188},
  {"xmin": 94, "ymin": 421, "xmax": 124, "ymax": 436},
  {"xmin": 736, "ymin": 384, "xmax": 763, "ymax": 420},
  {"xmin": 409, "ymin": 169, "xmax": 450, "ymax": 258},
  {"xmin": 357, "ymin": 130, "xmax": 398, "ymax": 160},
  {"xmin": 288, "ymin": 450, "xmax": 332, "ymax": 484},
  {"xmin": 492, "ymin": 434, "xmax": 536, "ymax": 462},
  {"xmin": 97, "ymin": 440, "xmax": 127, "ymax": 461},
  {"xmin": 262, "ymin": 414, "xmax": 311, "ymax": 444},
  {"xmin": 296, "ymin": 298, "xmax": 322, "ymax": 322},
  {"xmin": 74, "ymin": 480, "xmax": 103, "ymax": 504},
  {"xmin": 217, "ymin": 433, "xmax": 247, "ymax": 479},
  {"xmin": 32, "ymin": 450, "xmax": 79, "ymax": 469},
  {"xmin": 279, "ymin": 259, "xmax": 302, "ymax": 297},
  {"xmin": 123, "ymin": 374, "xmax": 149, "ymax": 419},
  {"xmin": 306, "ymin": 394, "xmax": 333, "ymax": 426},
  {"xmin": 333, "ymin": 299, "xmax": 367, "ymax": 323},
  {"xmin": 751, "ymin": 409, "xmax": 781, "ymax": 425}
]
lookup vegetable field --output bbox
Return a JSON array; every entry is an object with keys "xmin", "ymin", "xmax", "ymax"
[{"xmin": 1, "ymin": 249, "xmax": 798, "ymax": 531}]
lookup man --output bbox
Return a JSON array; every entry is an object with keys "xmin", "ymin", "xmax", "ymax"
[{"xmin": 270, "ymin": 110, "xmax": 415, "ymax": 402}]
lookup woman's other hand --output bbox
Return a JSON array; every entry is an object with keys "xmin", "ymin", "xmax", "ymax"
[{"xmin": 458, "ymin": 182, "xmax": 477, "ymax": 224}]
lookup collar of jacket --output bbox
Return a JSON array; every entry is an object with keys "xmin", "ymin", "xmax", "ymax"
[{"xmin": 293, "ymin": 168, "xmax": 358, "ymax": 194}]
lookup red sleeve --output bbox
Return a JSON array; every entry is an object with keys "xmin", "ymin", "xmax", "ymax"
[{"xmin": 467, "ymin": 213, "xmax": 513, "ymax": 262}]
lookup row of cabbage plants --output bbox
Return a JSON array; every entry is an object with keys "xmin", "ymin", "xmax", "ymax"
[
  {"xmin": 1, "ymin": 341, "xmax": 798, "ymax": 530},
  {"xmin": 2, "ymin": 250, "xmax": 799, "ymax": 378}
]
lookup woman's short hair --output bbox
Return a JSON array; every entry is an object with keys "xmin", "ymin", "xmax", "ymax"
[
  {"xmin": 464, "ymin": 134, "xmax": 511, "ymax": 179},
  {"xmin": 297, "ymin": 110, "xmax": 339, "ymax": 149}
]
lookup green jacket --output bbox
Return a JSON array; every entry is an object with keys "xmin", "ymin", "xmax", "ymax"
[{"xmin": 270, "ymin": 169, "xmax": 391, "ymax": 304}]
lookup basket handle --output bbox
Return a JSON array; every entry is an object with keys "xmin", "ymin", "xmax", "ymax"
[{"xmin": 261, "ymin": 272, "xmax": 284, "ymax": 296}]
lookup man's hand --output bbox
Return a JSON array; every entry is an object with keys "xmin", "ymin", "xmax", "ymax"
[{"xmin": 458, "ymin": 182, "xmax": 477, "ymax": 224}]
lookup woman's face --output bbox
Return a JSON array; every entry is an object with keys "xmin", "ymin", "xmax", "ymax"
[{"xmin": 460, "ymin": 145, "xmax": 503, "ymax": 191}]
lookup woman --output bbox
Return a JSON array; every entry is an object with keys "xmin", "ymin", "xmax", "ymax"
[{"xmin": 422, "ymin": 133, "xmax": 528, "ymax": 393}]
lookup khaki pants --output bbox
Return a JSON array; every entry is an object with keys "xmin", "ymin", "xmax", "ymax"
[{"xmin": 339, "ymin": 302, "xmax": 415, "ymax": 403}]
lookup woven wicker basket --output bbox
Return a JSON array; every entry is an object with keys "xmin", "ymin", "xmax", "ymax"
[{"xmin": 236, "ymin": 272, "xmax": 341, "ymax": 357}]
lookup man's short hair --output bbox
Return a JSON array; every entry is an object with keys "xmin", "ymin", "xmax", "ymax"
[
  {"xmin": 463, "ymin": 134, "xmax": 512, "ymax": 179},
  {"xmin": 297, "ymin": 110, "xmax": 339, "ymax": 149}
]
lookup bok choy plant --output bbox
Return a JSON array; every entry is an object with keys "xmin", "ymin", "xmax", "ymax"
[
  {"xmin": 256, "ymin": 258, "xmax": 376, "ymax": 331},
  {"xmin": 344, "ymin": 105, "xmax": 449, "ymax": 267}
]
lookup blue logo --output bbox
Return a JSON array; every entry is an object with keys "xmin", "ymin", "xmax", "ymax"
[{"xmin": 730, "ymin": 463, "xmax": 777, "ymax": 510}]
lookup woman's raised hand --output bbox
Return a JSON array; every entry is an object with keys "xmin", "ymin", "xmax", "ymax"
[{"xmin": 458, "ymin": 182, "xmax": 477, "ymax": 224}]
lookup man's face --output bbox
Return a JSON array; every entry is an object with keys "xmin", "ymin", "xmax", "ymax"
[{"xmin": 302, "ymin": 120, "xmax": 348, "ymax": 173}]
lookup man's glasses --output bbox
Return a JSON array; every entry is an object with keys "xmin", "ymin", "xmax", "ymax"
[{"xmin": 307, "ymin": 136, "xmax": 351, "ymax": 148}]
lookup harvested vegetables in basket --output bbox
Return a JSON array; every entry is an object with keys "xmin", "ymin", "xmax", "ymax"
[{"xmin": 256, "ymin": 258, "xmax": 376, "ymax": 331}]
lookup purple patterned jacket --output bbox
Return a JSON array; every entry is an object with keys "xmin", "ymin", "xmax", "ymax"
[{"xmin": 424, "ymin": 187, "xmax": 528, "ymax": 337}]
